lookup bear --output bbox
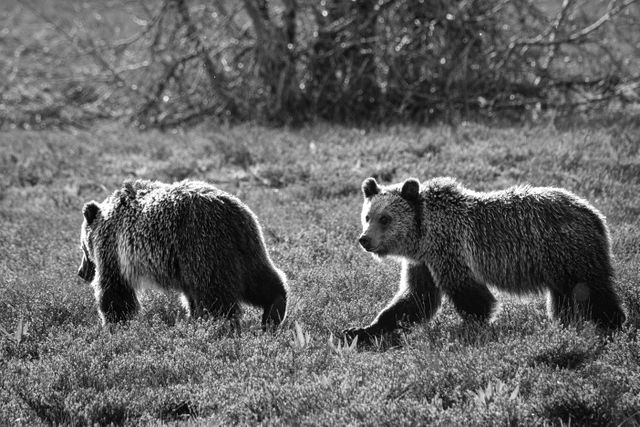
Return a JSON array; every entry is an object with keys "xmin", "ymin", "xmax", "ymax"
[
  {"xmin": 344, "ymin": 176, "xmax": 626, "ymax": 343},
  {"xmin": 77, "ymin": 179, "xmax": 288, "ymax": 330}
]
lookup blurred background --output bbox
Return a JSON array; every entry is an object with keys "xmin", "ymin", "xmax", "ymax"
[{"xmin": 1, "ymin": 0, "xmax": 639, "ymax": 130}]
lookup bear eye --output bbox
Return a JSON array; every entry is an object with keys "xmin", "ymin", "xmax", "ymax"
[{"xmin": 379, "ymin": 215, "xmax": 391, "ymax": 226}]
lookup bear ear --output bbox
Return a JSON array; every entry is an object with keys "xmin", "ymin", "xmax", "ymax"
[
  {"xmin": 362, "ymin": 177, "xmax": 380, "ymax": 198},
  {"xmin": 83, "ymin": 201, "xmax": 100, "ymax": 225},
  {"xmin": 401, "ymin": 178, "xmax": 420, "ymax": 201}
]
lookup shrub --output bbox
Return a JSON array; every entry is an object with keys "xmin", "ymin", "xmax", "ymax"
[{"xmin": 3, "ymin": 0, "xmax": 639, "ymax": 128}]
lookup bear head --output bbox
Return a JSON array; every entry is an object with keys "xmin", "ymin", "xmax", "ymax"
[
  {"xmin": 77, "ymin": 201, "xmax": 101, "ymax": 282},
  {"xmin": 358, "ymin": 177, "xmax": 421, "ymax": 259}
]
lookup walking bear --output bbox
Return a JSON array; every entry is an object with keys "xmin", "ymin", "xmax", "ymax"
[
  {"xmin": 344, "ymin": 176, "xmax": 626, "ymax": 343},
  {"xmin": 77, "ymin": 179, "xmax": 288, "ymax": 329}
]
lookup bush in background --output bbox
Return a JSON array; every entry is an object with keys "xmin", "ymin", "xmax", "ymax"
[{"xmin": 1, "ymin": 0, "xmax": 639, "ymax": 128}]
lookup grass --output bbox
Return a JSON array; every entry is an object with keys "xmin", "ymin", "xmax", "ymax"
[
  {"xmin": 2, "ymin": 1, "xmax": 639, "ymax": 424},
  {"xmin": 1, "ymin": 120, "xmax": 640, "ymax": 425}
]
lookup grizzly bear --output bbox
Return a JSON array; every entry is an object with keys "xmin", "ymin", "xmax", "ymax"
[
  {"xmin": 78, "ymin": 179, "xmax": 288, "ymax": 329},
  {"xmin": 344, "ymin": 176, "xmax": 626, "ymax": 343}
]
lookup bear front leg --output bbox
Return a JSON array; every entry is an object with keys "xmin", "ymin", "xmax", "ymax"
[
  {"xmin": 97, "ymin": 278, "xmax": 140, "ymax": 325},
  {"xmin": 243, "ymin": 267, "xmax": 288, "ymax": 331},
  {"xmin": 261, "ymin": 293, "xmax": 287, "ymax": 331},
  {"xmin": 547, "ymin": 289, "xmax": 573, "ymax": 325},
  {"xmin": 343, "ymin": 262, "xmax": 441, "ymax": 344}
]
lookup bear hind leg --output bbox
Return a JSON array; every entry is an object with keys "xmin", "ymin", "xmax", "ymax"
[
  {"xmin": 585, "ymin": 283, "xmax": 626, "ymax": 329},
  {"xmin": 549, "ymin": 281, "xmax": 625, "ymax": 329}
]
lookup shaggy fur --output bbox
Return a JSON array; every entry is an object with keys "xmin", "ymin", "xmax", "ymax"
[
  {"xmin": 78, "ymin": 179, "xmax": 288, "ymax": 329},
  {"xmin": 345, "ymin": 176, "xmax": 626, "ymax": 342}
]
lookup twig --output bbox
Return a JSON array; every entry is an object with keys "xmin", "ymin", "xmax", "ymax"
[
  {"xmin": 108, "ymin": 4, "xmax": 166, "ymax": 51},
  {"xmin": 156, "ymin": 104, "xmax": 222, "ymax": 128},
  {"xmin": 135, "ymin": 51, "xmax": 200, "ymax": 122},
  {"xmin": 514, "ymin": 0, "xmax": 640, "ymax": 47},
  {"xmin": 0, "ymin": 45, "xmax": 25, "ymax": 101},
  {"xmin": 564, "ymin": 0, "xmax": 639, "ymax": 43},
  {"xmin": 211, "ymin": 1, "xmax": 245, "ymax": 35},
  {"xmin": 174, "ymin": 0, "xmax": 234, "ymax": 105},
  {"xmin": 21, "ymin": 0, "xmax": 133, "ymax": 91},
  {"xmin": 540, "ymin": 0, "xmax": 577, "ymax": 71}
]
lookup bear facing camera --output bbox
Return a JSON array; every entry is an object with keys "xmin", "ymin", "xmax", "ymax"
[
  {"xmin": 345, "ymin": 176, "xmax": 626, "ymax": 344},
  {"xmin": 78, "ymin": 179, "xmax": 288, "ymax": 330}
]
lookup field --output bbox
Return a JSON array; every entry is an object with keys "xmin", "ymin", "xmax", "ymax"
[
  {"xmin": 1, "ymin": 120, "xmax": 640, "ymax": 425},
  {"xmin": 2, "ymin": 0, "xmax": 640, "ymax": 424}
]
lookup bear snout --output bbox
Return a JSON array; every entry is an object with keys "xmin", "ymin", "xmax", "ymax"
[
  {"xmin": 78, "ymin": 259, "xmax": 96, "ymax": 282},
  {"xmin": 358, "ymin": 235, "xmax": 373, "ymax": 251}
]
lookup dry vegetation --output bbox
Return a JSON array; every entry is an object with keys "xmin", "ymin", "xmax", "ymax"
[
  {"xmin": 0, "ymin": 0, "xmax": 639, "ymax": 128},
  {"xmin": 1, "ymin": 121, "xmax": 640, "ymax": 424},
  {"xmin": 1, "ymin": 0, "xmax": 640, "ymax": 425}
]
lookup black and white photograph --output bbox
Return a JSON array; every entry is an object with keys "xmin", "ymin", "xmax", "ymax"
[{"xmin": 1, "ymin": 0, "xmax": 639, "ymax": 424}]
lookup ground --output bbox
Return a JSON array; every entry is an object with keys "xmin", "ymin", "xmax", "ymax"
[{"xmin": 1, "ymin": 120, "xmax": 639, "ymax": 425}]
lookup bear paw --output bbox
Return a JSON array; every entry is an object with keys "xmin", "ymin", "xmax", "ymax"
[{"xmin": 342, "ymin": 326, "xmax": 377, "ymax": 345}]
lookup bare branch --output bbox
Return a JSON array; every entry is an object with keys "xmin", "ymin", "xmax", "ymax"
[
  {"xmin": 21, "ymin": 0, "xmax": 135, "ymax": 92},
  {"xmin": 565, "ymin": 0, "xmax": 639, "ymax": 43},
  {"xmin": 282, "ymin": 0, "xmax": 297, "ymax": 46},
  {"xmin": 540, "ymin": 0, "xmax": 577, "ymax": 70},
  {"xmin": 243, "ymin": 0, "xmax": 268, "ymax": 42},
  {"xmin": 109, "ymin": 4, "xmax": 166, "ymax": 51},
  {"xmin": 515, "ymin": 0, "xmax": 640, "ymax": 47},
  {"xmin": 175, "ymin": 0, "xmax": 227, "ymax": 91}
]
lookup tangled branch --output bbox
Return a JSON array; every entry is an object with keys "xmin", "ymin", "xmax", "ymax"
[{"xmin": 5, "ymin": 0, "xmax": 640, "ymax": 128}]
